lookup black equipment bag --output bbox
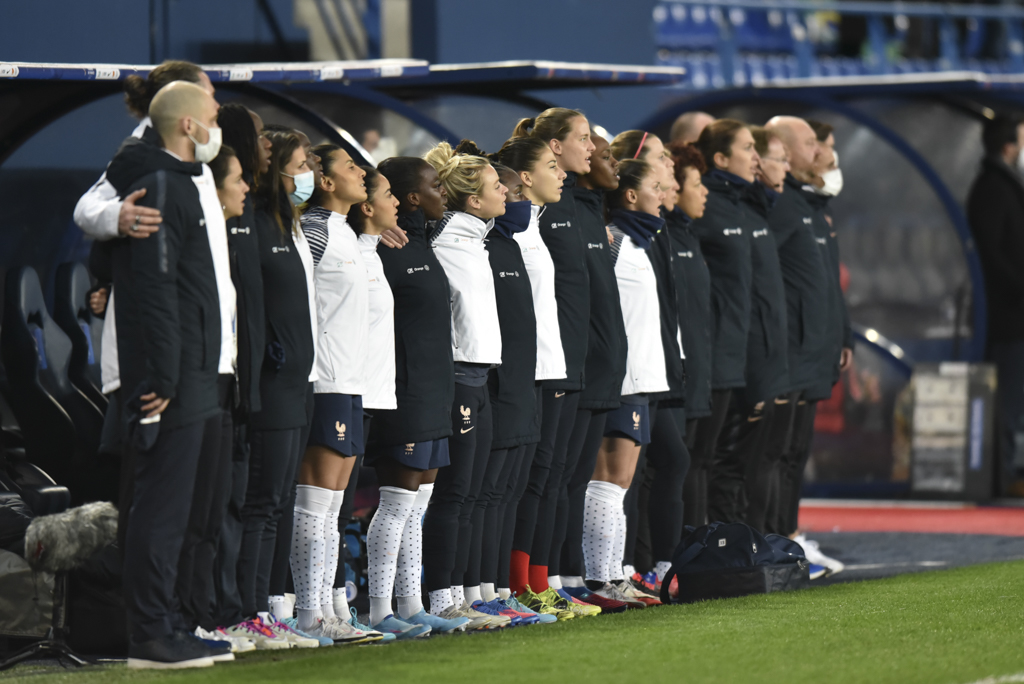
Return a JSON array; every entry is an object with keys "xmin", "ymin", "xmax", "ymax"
[{"xmin": 660, "ymin": 522, "xmax": 810, "ymax": 604}]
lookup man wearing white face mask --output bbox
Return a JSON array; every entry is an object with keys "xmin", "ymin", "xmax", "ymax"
[
  {"xmin": 968, "ymin": 115, "xmax": 1024, "ymax": 496},
  {"xmin": 103, "ymin": 81, "xmax": 236, "ymax": 669}
]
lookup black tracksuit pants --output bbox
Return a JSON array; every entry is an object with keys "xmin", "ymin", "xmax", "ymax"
[
  {"xmin": 123, "ymin": 419, "xmax": 206, "ymax": 644},
  {"xmin": 423, "ymin": 383, "xmax": 492, "ymax": 591},
  {"xmin": 560, "ymin": 410, "xmax": 608, "ymax": 579},
  {"xmin": 772, "ymin": 400, "xmax": 818, "ymax": 536},
  {"xmin": 177, "ymin": 376, "xmax": 233, "ymax": 631},
  {"xmin": 744, "ymin": 391, "xmax": 800, "ymax": 534},
  {"xmin": 516, "ymin": 389, "xmax": 580, "ymax": 565},
  {"xmin": 498, "ymin": 442, "xmax": 537, "ymax": 587},
  {"xmin": 683, "ymin": 389, "xmax": 731, "ymax": 527},
  {"xmin": 237, "ymin": 426, "xmax": 305, "ymax": 617},
  {"xmin": 546, "ymin": 406, "xmax": 592, "ymax": 576},
  {"xmin": 645, "ymin": 406, "xmax": 690, "ymax": 566},
  {"xmin": 214, "ymin": 422, "xmax": 250, "ymax": 627},
  {"xmin": 466, "ymin": 446, "xmax": 510, "ymax": 587},
  {"xmin": 707, "ymin": 396, "xmax": 773, "ymax": 525}
]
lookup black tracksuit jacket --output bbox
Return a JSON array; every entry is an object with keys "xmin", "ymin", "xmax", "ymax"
[
  {"xmin": 226, "ymin": 187, "xmax": 265, "ymax": 419},
  {"xmin": 769, "ymin": 173, "xmax": 830, "ymax": 395},
  {"xmin": 539, "ymin": 172, "xmax": 590, "ymax": 391},
  {"xmin": 250, "ymin": 203, "xmax": 314, "ymax": 431},
  {"xmin": 572, "ymin": 186, "xmax": 627, "ymax": 410},
  {"xmin": 967, "ymin": 156, "xmax": 1024, "ymax": 344},
  {"xmin": 366, "ymin": 209, "xmax": 455, "ymax": 447},
  {"xmin": 649, "ymin": 216, "xmax": 686, "ymax": 404},
  {"xmin": 690, "ymin": 171, "xmax": 755, "ymax": 391},
  {"xmin": 105, "ymin": 136, "xmax": 222, "ymax": 430},
  {"xmin": 805, "ymin": 187, "xmax": 849, "ymax": 400},
  {"xmin": 485, "ymin": 208, "xmax": 540, "ymax": 449},
  {"xmin": 740, "ymin": 183, "xmax": 790, "ymax": 407},
  {"xmin": 664, "ymin": 207, "xmax": 713, "ymax": 418}
]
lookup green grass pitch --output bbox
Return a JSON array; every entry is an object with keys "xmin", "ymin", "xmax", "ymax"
[{"xmin": 8, "ymin": 560, "xmax": 1024, "ymax": 684}]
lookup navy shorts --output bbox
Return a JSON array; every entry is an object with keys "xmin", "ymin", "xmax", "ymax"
[
  {"xmin": 366, "ymin": 438, "xmax": 450, "ymax": 471},
  {"xmin": 308, "ymin": 393, "xmax": 364, "ymax": 457},
  {"xmin": 604, "ymin": 398, "xmax": 651, "ymax": 445}
]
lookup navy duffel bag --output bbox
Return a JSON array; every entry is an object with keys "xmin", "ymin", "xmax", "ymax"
[{"xmin": 660, "ymin": 522, "xmax": 810, "ymax": 604}]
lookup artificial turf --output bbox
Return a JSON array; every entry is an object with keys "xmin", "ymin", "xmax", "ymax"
[{"xmin": 7, "ymin": 560, "xmax": 1024, "ymax": 684}]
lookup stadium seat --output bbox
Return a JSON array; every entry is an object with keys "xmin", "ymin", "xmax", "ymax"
[
  {"xmin": 53, "ymin": 263, "xmax": 106, "ymax": 411},
  {"xmin": 0, "ymin": 267, "xmax": 102, "ymax": 494}
]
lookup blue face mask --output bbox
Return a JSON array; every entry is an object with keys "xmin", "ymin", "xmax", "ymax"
[
  {"xmin": 492, "ymin": 199, "xmax": 533, "ymax": 239},
  {"xmin": 283, "ymin": 169, "xmax": 314, "ymax": 205}
]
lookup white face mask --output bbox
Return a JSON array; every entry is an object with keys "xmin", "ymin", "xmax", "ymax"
[
  {"xmin": 1016, "ymin": 145, "xmax": 1024, "ymax": 175},
  {"xmin": 188, "ymin": 120, "xmax": 222, "ymax": 164},
  {"xmin": 819, "ymin": 150, "xmax": 843, "ymax": 197}
]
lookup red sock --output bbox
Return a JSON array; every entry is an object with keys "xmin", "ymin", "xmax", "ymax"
[
  {"xmin": 510, "ymin": 550, "xmax": 530, "ymax": 596},
  {"xmin": 529, "ymin": 564, "xmax": 549, "ymax": 593}
]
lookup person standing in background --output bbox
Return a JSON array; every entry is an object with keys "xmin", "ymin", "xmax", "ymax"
[{"xmin": 967, "ymin": 115, "xmax": 1024, "ymax": 496}]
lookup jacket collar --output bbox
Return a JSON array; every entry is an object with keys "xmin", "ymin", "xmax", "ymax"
[
  {"xmin": 982, "ymin": 154, "xmax": 1024, "ymax": 190},
  {"xmin": 433, "ymin": 210, "xmax": 494, "ymax": 242},
  {"xmin": 491, "ymin": 200, "xmax": 533, "ymax": 239},
  {"xmin": 609, "ymin": 209, "xmax": 664, "ymax": 250},
  {"xmin": 106, "ymin": 134, "xmax": 203, "ymax": 196}
]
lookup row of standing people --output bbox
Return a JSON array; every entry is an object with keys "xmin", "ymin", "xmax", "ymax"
[{"xmin": 77, "ymin": 60, "xmax": 850, "ymax": 669}]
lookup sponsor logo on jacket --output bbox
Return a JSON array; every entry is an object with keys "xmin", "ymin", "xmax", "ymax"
[
  {"xmin": 815, "ymin": 237, "xmax": 827, "ymax": 245},
  {"xmin": 677, "ymin": 250, "xmax": 694, "ymax": 258},
  {"xmin": 549, "ymin": 221, "xmax": 572, "ymax": 229},
  {"xmin": 587, "ymin": 242, "xmax": 604, "ymax": 250},
  {"xmin": 723, "ymin": 227, "xmax": 742, "ymax": 236},
  {"xmin": 752, "ymin": 228, "xmax": 768, "ymax": 238},
  {"xmin": 802, "ymin": 217, "xmax": 812, "ymax": 225},
  {"xmin": 230, "ymin": 226, "xmax": 251, "ymax": 235},
  {"xmin": 498, "ymin": 271, "xmax": 520, "ymax": 278},
  {"xmin": 406, "ymin": 264, "xmax": 431, "ymax": 274},
  {"xmin": 272, "ymin": 245, "xmax": 290, "ymax": 253}
]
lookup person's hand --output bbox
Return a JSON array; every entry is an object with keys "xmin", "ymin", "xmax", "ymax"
[
  {"xmin": 380, "ymin": 227, "xmax": 409, "ymax": 249},
  {"xmin": 140, "ymin": 392, "xmax": 170, "ymax": 418},
  {"xmin": 118, "ymin": 189, "xmax": 162, "ymax": 238},
  {"xmin": 88, "ymin": 287, "xmax": 109, "ymax": 316},
  {"xmin": 839, "ymin": 347, "xmax": 854, "ymax": 372},
  {"xmin": 607, "ymin": 226, "xmax": 614, "ymax": 246}
]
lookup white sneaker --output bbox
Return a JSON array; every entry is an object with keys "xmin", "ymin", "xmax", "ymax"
[
  {"xmin": 795, "ymin": 534, "xmax": 845, "ymax": 576},
  {"xmin": 256, "ymin": 615, "xmax": 320, "ymax": 649},
  {"xmin": 194, "ymin": 627, "xmax": 255, "ymax": 654},
  {"xmin": 307, "ymin": 617, "xmax": 383, "ymax": 644},
  {"xmin": 223, "ymin": 620, "xmax": 291, "ymax": 650}
]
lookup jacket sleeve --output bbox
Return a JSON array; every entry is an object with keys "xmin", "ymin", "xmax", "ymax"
[
  {"xmin": 128, "ymin": 171, "xmax": 183, "ymax": 399},
  {"xmin": 74, "ymin": 173, "xmax": 122, "ymax": 241},
  {"xmin": 968, "ymin": 179, "xmax": 1024, "ymax": 299}
]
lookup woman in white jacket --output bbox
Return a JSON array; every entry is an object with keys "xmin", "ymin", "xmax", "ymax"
[
  {"xmin": 291, "ymin": 143, "xmax": 383, "ymax": 643},
  {"xmin": 582, "ymin": 159, "xmax": 670, "ymax": 607},
  {"xmin": 420, "ymin": 142, "xmax": 510, "ymax": 628}
]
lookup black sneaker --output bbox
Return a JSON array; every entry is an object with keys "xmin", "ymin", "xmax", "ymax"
[
  {"xmin": 127, "ymin": 630, "xmax": 216, "ymax": 670},
  {"xmin": 190, "ymin": 632, "xmax": 235, "ymax": 662}
]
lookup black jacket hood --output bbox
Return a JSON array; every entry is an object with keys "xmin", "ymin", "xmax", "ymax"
[{"xmin": 106, "ymin": 129, "xmax": 202, "ymax": 197}]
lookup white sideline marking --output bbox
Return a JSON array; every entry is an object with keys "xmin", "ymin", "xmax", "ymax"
[
  {"xmin": 963, "ymin": 673, "xmax": 1024, "ymax": 684},
  {"xmin": 801, "ymin": 499, "xmax": 973, "ymax": 509},
  {"xmin": 844, "ymin": 561, "xmax": 949, "ymax": 571}
]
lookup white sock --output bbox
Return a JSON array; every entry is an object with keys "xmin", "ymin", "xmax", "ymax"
[
  {"xmin": 655, "ymin": 560, "xmax": 673, "ymax": 582},
  {"xmin": 498, "ymin": 588, "xmax": 511, "ymax": 600},
  {"xmin": 320, "ymin": 490, "xmax": 345, "ymax": 620},
  {"xmin": 613, "ymin": 490, "xmax": 628, "ymax": 581},
  {"xmin": 451, "ymin": 585, "xmax": 466, "ymax": 607},
  {"xmin": 269, "ymin": 595, "xmax": 290, "ymax": 620},
  {"xmin": 258, "ymin": 611, "xmax": 274, "ymax": 627},
  {"xmin": 464, "ymin": 585, "xmax": 482, "ymax": 605},
  {"xmin": 396, "ymin": 483, "xmax": 432, "ymax": 619},
  {"xmin": 367, "ymin": 486, "xmax": 416, "ymax": 625},
  {"xmin": 429, "ymin": 588, "xmax": 453, "ymax": 616},
  {"xmin": 623, "ymin": 564, "xmax": 636, "ymax": 580},
  {"xmin": 561, "ymin": 576, "xmax": 584, "ymax": 588},
  {"xmin": 397, "ymin": 596, "xmax": 423, "ymax": 620},
  {"xmin": 547, "ymin": 576, "xmax": 563, "ymax": 590},
  {"xmin": 332, "ymin": 587, "xmax": 350, "ymax": 619},
  {"xmin": 480, "ymin": 582, "xmax": 498, "ymax": 602},
  {"xmin": 582, "ymin": 480, "xmax": 625, "ymax": 583},
  {"xmin": 290, "ymin": 484, "xmax": 334, "ymax": 630}
]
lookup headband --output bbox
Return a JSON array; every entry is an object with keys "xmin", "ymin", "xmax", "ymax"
[{"xmin": 633, "ymin": 131, "xmax": 649, "ymax": 159}]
